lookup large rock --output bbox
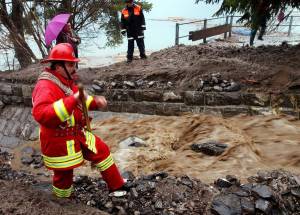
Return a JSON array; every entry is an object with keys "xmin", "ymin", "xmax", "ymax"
[
  {"xmin": 211, "ymin": 193, "xmax": 242, "ymax": 215},
  {"xmin": 119, "ymin": 136, "xmax": 147, "ymax": 148},
  {"xmin": 191, "ymin": 141, "xmax": 228, "ymax": 156}
]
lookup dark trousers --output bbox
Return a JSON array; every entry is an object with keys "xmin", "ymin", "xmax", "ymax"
[
  {"xmin": 250, "ymin": 20, "xmax": 267, "ymax": 46},
  {"xmin": 127, "ymin": 37, "xmax": 145, "ymax": 60}
]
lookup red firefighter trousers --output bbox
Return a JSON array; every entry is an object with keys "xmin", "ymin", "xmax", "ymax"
[{"xmin": 52, "ymin": 136, "xmax": 124, "ymax": 195}]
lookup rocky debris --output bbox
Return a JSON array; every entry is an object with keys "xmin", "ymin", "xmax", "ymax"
[
  {"xmin": 73, "ymin": 172, "xmax": 214, "ymax": 215},
  {"xmin": 1, "ymin": 150, "xmax": 300, "ymax": 215},
  {"xmin": 91, "ymin": 84, "xmax": 103, "ymax": 93},
  {"xmin": 0, "ymin": 148, "xmax": 13, "ymax": 162},
  {"xmin": 90, "ymin": 76, "xmax": 241, "ymax": 93},
  {"xmin": 191, "ymin": 141, "xmax": 228, "ymax": 156},
  {"xmin": 119, "ymin": 136, "xmax": 147, "ymax": 148},
  {"xmin": 163, "ymin": 91, "xmax": 182, "ymax": 102},
  {"xmin": 124, "ymin": 81, "xmax": 136, "ymax": 88},
  {"xmin": 90, "ymin": 79, "xmax": 176, "ymax": 91},
  {"xmin": 212, "ymin": 170, "xmax": 300, "ymax": 215},
  {"xmin": 20, "ymin": 146, "xmax": 43, "ymax": 168},
  {"xmin": 2, "ymin": 44, "xmax": 300, "ymax": 97},
  {"xmin": 199, "ymin": 73, "xmax": 241, "ymax": 92},
  {"xmin": 214, "ymin": 175, "xmax": 240, "ymax": 189},
  {"xmin": 215, "ymin": 178, "xmax": 234, "ymax": 189}
]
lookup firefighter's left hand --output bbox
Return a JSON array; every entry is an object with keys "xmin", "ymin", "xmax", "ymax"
[{"xmin": 94, "ymin": 96, "xmax": 107, "ymax": 109}]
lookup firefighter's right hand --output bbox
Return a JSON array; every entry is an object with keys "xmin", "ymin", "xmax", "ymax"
[{"xmin": 74, "ymin": 90, "xmax": 87, "ymax": 102}]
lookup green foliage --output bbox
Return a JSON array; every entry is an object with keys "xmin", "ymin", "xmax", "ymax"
[
  {"xmin": 195, "ymin": 0, "xmax": 300, "ymax": 28},
  {"xmin": 3, "ymin": 0, "xmax": 153, "ymax": 52}
]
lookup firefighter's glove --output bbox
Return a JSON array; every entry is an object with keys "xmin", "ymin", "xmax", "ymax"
[
  {"xmin": 121, "ymin": 30, "xmax": 126, "ymax": 36},
  {"xmin": 84, "ymin": 130, "xmax": 98, "ymax": 154}
]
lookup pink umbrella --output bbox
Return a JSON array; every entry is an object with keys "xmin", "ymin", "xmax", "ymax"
[{"xmin": 45, "ymin": 13, "xmax": 71, "ymax": 47}]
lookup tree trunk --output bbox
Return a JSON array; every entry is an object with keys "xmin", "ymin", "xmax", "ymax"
[
  {"xmin": 61, "ymin": 0, "xmax": 72, "ymax": 13},
  {"xmin": 0, "ymin": 0, "xmax": 36, "ymax": 68}
]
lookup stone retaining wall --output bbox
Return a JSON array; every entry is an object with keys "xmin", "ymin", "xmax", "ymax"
[{"xmin": 0, "ymin": 82, "xmax": 299, "ymax": 116}]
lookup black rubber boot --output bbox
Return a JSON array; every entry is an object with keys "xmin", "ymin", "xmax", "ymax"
[{"xmin": 140, "ymin": 54, "xmax": 147, "ymax": 59}]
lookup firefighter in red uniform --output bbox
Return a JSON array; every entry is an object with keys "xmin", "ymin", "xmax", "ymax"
[
  {"xmin": 120, "ymin": 0, "xmax": 147, "ymax": 63},
  {"xmin": 32, "ymin": 43, "xmax": 125, "ymax": 198}
]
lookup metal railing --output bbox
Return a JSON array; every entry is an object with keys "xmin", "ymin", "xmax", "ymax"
[{"xmin": 175, "ymin": 15, "xmax": 300, "ymax": 45}]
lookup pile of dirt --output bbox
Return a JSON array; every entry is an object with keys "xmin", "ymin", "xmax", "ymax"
[{"xmin": 1, "ymin": 43, "xmax": 300, "ymax": 93}]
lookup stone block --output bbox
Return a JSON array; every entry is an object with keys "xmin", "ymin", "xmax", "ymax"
[
  {"xmin": 123, "ymin": 101, "xmax": 158, "ymax": 115},
  {"xmin": 107, "ymin": 101, "xmax": 123, "ymax": 113},
  {"xmin": 221, "ymin": 106, "xmax": 250, "ymax": 117},
  {"xmin": 2, "ymin": 95, "xmax": 12, "ymax": 104},
  {"xmin": 12, "ymin": 85, "xmax": 23, "ymax": 96},
  {"xmin": 183, "ymin": 91, "xmax": 205, "ymax": 105},
  {"xmin": 11, "ymin": 96, "xmax": 23, "ymax": 104},
  {"xmin": 23, "ymin": 97, "xmax": 32, "ymax": 106},
  {"xmin": 270, "ymin": 93, "xmax": 300, "ymax": 109},
  {"xmin": 162, "ymin": 103, "xmax": 182, "ymax": 116},
  {"xmin": 111, "ymin": 90, "xmax": 129, "ymax": 101},
  {"xmin": 0, "ymin": 84, "xmax": 12, "ymax": 95},
  {"xmin": 132, "ymin": 90, "xmax": 163, "ymax": 102},
  {"xmin": 242, "ymin": 93, "xmax": 270, "ymax": 107},
  {"xmin": 206, "ymin": 92, "xmax": 242, "ymax": 106},
  {"xmin": 22, "ymin": 85, "xmax": 32, "ymax": 98},
  {"xmin": 163, "ymin": 91, "xmax": 183, "ymax": 103}
]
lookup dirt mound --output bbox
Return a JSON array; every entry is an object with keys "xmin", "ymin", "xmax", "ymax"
[
  {"xmin": 0, "ymin": 150, "xmax": 107, "ymax": 215},
  {"xmin": 1, "ymin": 43, "xmax": 300, "ymax": 93},
  {"xmin": 0, "ymin": 180, "xmax": 107, "ymax": 215}
]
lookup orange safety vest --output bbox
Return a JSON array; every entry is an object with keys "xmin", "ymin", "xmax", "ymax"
[{"xmin": 122, "ymin": 4, "xmax": 141, "ymax": 19}]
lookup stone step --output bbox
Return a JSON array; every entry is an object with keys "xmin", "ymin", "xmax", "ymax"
[
  {"xmin": 19, "ymin": 108, "xmax": 31, "ymax": 123},
  {"xmin": 0, "ymin": 119, "xmax": 7, "ymax": 132},
  {"xmin": 3, "ymin": 121, "xmax": 15, "ymax": 136},
  {"xmin": 11, "ymin": 107, "xmax": 23, "ymax": 121},
  {"xmin": 106, "ymin": 101, "xmax": 299, "ymax": 117},
  {"xmin": 0, "ymin": 106, "xmax": 38, "ymax": 149}
]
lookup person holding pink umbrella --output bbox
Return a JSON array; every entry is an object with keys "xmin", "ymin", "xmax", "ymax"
[
  {"xmin": 56, "ymin": 22, "xmax": 81, "ymax": 58},
  {"xmin": 45, "ymin": 13, "xmax": 80, "ymax": 58}
]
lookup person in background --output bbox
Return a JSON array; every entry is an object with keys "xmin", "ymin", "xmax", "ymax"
[
  {"xmin": 120, "ymin": 0, "xmax": 147, "ymax": 63},
  {"xmin": 249, "ymin": 0, "xmax": 271, "ymax": 46},
  {"xmin": 56, "ymin": 22, "xmax": 81, "ymax": 58},
  {"xmin": 32, "ymin": 43, "xmax": 127, "ymax": 198}
]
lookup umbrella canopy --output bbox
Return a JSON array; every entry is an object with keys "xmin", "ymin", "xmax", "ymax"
[{"xmin": 45, "ymin": 13, "xmax": 71, "ymax": 47}]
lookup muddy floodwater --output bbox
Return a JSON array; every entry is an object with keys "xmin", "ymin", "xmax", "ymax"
[{"xmin": 12, "ymin": 113, "xmax": 300, "ymax": 183}]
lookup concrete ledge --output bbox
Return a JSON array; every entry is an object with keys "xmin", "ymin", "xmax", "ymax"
[
  {"xmin": 106, "ymin": 101, "xmax": 298, "ymax": 117},
  {"xmin": 0, "ymin": 81, "xmax": 298, "ymax": 116}
]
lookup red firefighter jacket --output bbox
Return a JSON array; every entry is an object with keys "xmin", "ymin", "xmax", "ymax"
[{"xmin": 32, "ymin": 68, "xmax": 98, "ymax": 171}]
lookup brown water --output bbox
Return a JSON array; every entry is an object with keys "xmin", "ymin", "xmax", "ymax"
[{"xmin": 12, "ymin": 113, "xmax": 300, "ymax": 183}]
